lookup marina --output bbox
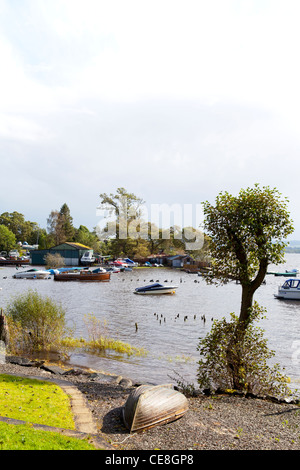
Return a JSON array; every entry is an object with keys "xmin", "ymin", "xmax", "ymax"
[{"xmin": 0, "ymin": 253, "xmax": 300, "ymax": 391}]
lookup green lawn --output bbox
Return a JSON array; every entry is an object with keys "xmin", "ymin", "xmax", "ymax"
[
  {"xmin": 0, "ymin": 421, "xmax": 97, "ymax": 450},
  {"xmin": 0, "ymin": 374, "xmax": 75, "ymax": 428},
  {"xmin": 0, "ymin": 374, "xmax": 98, "ymax": 450}
]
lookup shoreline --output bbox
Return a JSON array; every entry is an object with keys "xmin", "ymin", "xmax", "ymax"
[{"xmin": 1, "ymin": 357, "xmax": 300, "ymax": 450}]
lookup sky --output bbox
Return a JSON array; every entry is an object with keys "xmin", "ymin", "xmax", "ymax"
[{"xmin": 1, "ymin": 0, "xmax": 300, "ymax": 240}]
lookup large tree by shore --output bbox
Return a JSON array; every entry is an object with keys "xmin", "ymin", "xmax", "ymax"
[
  {"xmin": 198, "ymin": 185, "xmax": 294, "ymax": 393},
  {"xmin": 202, "ymin": 184, "xmax": 294, "ymax": 330}
]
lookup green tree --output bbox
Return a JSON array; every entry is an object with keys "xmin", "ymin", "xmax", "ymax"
[
  {"xmin": 74, "ymin": 225, "xmax": 100, "ymax": 252},
  {"xmin": 59, "ymin": 203, "xmax": 75, "ymax": 241},
  {"xmin": 200, "ymin": 185, "xmax": 294, "ymax": 392},
  {"xmin": 0, "ymin": 225, "xmax": 16, "ymax": 252},
  {"xmin": 202, "ymin": 184, "xmax": 294, "ymax": 329},
  {"xmin": 47, "ymin": 204, "xmax": 75, "ymax": 245},
  {"xmin": 0, "ymin": 212, "xmax": 38, "ymax": 243},
  {"xmin": 98, "ymin": 188, "xmax": 146, "ymax": 257}
]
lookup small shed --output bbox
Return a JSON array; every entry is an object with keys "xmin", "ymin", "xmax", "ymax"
[
  {"xmin": 167, "ymin": 255, "xmax": 195, "ymax": 268},
  {"xmin": 31, "ymin": 242, "xmax": 93, "ymax": 266}
]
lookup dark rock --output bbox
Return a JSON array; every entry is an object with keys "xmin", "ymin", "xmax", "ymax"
[
  {"xmin": 40, "ymin": 365, "xmax": 67, "ymax": 375},
  {"xmin": 6, "ymin": 356, "xmax": 32, "ymax": 366},
  {"xmin": 89, "ymin": 372, "xmax": 122, "ymax": 384},
  {"xmin": 119, "ymin": 377, "xmax": 133, "ymax": 388},
  {"xmin": 62, "ymin": 368, "xmax": 90, "ymax": 376},
  {"xmin": 5, "ymin": 356, "xmax": 45, "ymax": 368}
]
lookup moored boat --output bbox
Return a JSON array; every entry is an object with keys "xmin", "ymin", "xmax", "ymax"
[
  {"xmin": 13, "ymin": 268, "xmax": 50, "ymax": 279},
  {"xmin": 274, "ymin": 278, "xmax": 300, "ymax": 299},
  {"xmin": 54, "ymin": 268, "xmax": 110, "ymax": 282},
  {"xmin": 274, "ymin": 270, "xmax": 298, "ymax": 277},
  {"xmin": 123, "ymin": 384, "xmax": 189, "ymax": 432},
  {"xmin": 80, "ymin": 251, "xmax": 96, "ymax": 265},
  {"xmin": 134, "ymin": 283, "xmax": 177, "ymax": 295}
]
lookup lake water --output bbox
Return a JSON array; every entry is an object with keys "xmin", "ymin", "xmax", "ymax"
[{"xmin": 1, "ymin": 254, "xmax": 300, "ymax": 391}]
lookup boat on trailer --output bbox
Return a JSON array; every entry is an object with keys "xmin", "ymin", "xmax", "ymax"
[
  {"xmin": 134, "ymin": 283, "xmax": 177, "ymax": 295},
  {"xmin": 123, "ymin": 384, "xmax": 189, "ymax": 432},
  {"xmin": 274, "ymin": 278, "xmax": 300, "ymax": 299}
]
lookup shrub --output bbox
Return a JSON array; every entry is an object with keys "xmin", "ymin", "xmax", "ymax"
[
  {"xmin": 44, "ymin": 253, "xmax": 65, "ymax": 269},
  {"xmin": 197, "ymin": 302, "xmax": 291, "ymax": 398},
  {"xmin": 5, "ymin": 290, "xmax": 71, "ymax": 354}
]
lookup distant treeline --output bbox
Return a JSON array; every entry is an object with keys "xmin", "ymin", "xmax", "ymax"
[{"xmin": 285, "ymin": 247, "xmax": 300, "ymax": 253}]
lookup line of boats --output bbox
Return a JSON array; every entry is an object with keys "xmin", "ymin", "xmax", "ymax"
[
  {"xmin": 9, "ymin": 265, "xmax": 300, "ymax": 300},
  {"xmin": 10, "ymin": 266, "xmax": 178, "ymax": 295}
]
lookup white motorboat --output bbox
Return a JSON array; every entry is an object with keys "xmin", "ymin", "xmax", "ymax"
[
  {"xmin": 13, "ymin": 268, "xmax": 50, "ymax": 279},
  {"xmin": 80, "ymin": 251, "xmax": 95, "ymax": 265},
  {"xmin": 274, "ymin": 278, "xmax": 300, "ymax": 300},
  {"xmin": 134, "ymin": 283, "xmax": 177, "ymax": 295}
]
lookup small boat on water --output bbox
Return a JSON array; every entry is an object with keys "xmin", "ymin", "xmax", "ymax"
[
  {"xmin": 54, "ymin": 267, "xmax": 110, "ymax": 282},
  {"xmin": 123, "ymin": 384, "xmax": 189, "ymax": 432},
  {"xmin": 134, "ymin": 283, "xmax": 177, "ymax": 295},
  {"xmin": 106, "ymin": 266, "xmax": 120, "ymax": 273},
  {"xmin": 274, "ymin": 278, "xmax": 300, "ymax": 300},
  {"xmin": 268, "ymin": 268, "xmax": 299, "ymax": 276},
  {"xmin": 274, "ymin": 269, "xmax": 298, "ymax": 277},
  {"xmin": 13, "ymin": 268, "xmax": 50, "ymax": 279}
]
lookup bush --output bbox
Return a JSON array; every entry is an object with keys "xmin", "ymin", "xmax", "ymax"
[
  {"xmin": 197, "ymin": 302, "xmax": 291, "ymax": 398},
  {"xmin": 5, "ymin": 290, "xmax": 71, "ymax": 354},
  {"xmin": 44, "ymin": 253, "xmax": 65, "ymax": 269}
]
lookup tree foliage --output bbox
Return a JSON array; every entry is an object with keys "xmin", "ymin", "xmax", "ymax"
[
  {"xmin": 0, "ymin": 225, "xmax": 16, "ymax": 252},
  {"xmin": 0, "ymin": 212, "xmax": 39, "ymax": 244},
  {"xmin": 198, "ymin": 185, "xmax": 294, "ymax": 395},
  {"xmin": 47, "ymin": 203, "xmax": 75, "ymax": 245},
  {"xmin": 202, "ymin": 184, "xmax": 294, "ymax": 326},
  {"xmin": 197, "ymin": 303, "xmax": 291, "ymax": 397}
]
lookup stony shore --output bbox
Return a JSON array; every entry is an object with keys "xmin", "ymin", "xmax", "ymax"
[{"xmin": 1, "ymin": 357, "xmax": 300, "ymax": 451}]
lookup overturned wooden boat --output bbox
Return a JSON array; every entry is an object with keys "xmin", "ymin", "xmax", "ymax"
[
  {"xmin": 123, "ymin": 384, "xmax": 188, "ymax": 432},
  {"xmin": 54, "ymin": 268, "xmax": 110, "ymax": 282}
]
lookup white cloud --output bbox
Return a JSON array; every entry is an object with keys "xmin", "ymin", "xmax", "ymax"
[{"xmin": 1, "ymin": 0, "xmax": 300, "ymax": 236}]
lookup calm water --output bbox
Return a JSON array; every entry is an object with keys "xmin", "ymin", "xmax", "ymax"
[{"xmin": 1, "ymin": 254, "xmax": 300, "ymax": 390}]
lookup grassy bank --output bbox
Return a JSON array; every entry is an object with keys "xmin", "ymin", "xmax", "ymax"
[{"xmin": 0, "ymin": 374, "xmax": 97, "ymax": 450}]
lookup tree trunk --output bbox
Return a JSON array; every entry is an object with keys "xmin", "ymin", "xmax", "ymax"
[
  {"xmin": 239, "ymin": 285, "xmax": 255, "ymax": 328},
  {"xmin": 227, "ymin": 261, "xmax": 268, "ymax": 390}
]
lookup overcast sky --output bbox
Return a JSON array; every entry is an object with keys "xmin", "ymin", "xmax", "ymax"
[{"xmin": 1, "ymin": 0, "xmax": 300, "ymax": 240}]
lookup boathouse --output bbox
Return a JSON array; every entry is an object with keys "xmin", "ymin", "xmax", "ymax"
[
  {"xmin": 166, "ymin": 254, "xmax": 195, "ymax": 268},
  {"xmin": 30, "ymin": 242, "xmax": 92, "ymax": 266}
]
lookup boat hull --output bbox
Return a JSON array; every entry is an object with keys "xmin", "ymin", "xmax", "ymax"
[
  {"xmin": 123, "ymin": 384, "xmax": 189, "ymax": 433},
  {"xmin": 13, "ymin": 270, "xmax": 50, "ymax": 279},
  {"xmin": 274, "ymin": 278, "xmax": 300, "ymax": 299},
  {"xmin": 275, "ymin": 290, "xmax": 300, "ymax": 300},
  {"xmin": 274, "ymin": 272, "xmax": 297, "ymax": 277},
  {"xmin": 54, "ymin": 272, "xmax": 110, "ymax": 281},
  {"xmin": 134, "ymin": 287, "xmax": 177, "ymax": 295}
]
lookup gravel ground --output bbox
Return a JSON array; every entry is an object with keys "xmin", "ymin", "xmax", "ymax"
[{"xmin": 1, "ymin": 361, "xmax": 300, "ymax": 451}]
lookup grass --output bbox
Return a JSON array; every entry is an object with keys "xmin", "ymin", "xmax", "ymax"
[
  {"xmin": 0, "ymin": 421, "xmax": 97, "ymax": 450},
  {"xmin": 0, "ymin": 374, "xmax": 75, "ymax": 428},
  {"xmin": 0, "ymin": 374, "xmax": 98, "ymax": 450}
]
